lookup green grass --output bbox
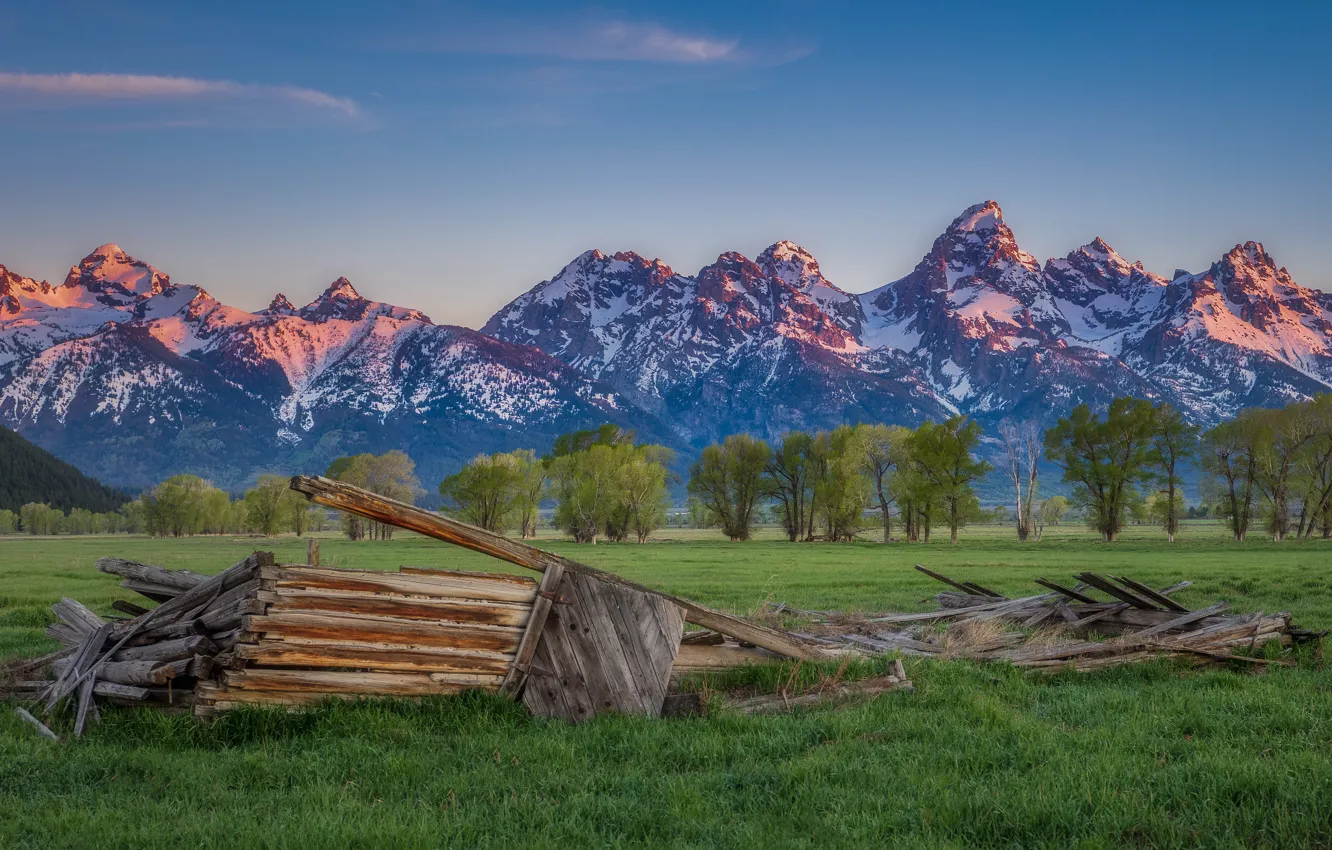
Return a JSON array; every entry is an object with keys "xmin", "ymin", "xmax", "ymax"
[{"xmin": 3, "ymin": 524, "xmax": 1332, "ymax": 848}]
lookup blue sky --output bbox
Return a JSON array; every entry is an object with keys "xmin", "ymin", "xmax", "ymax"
[{"xmin": 0, "ymin": 1, "xmax": 1328, "ymax": 327}]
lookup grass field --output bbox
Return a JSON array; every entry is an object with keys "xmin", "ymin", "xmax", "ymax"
[{"xmin": 3, "ymin": 524, "xmax": 1332, "ymax": 848}]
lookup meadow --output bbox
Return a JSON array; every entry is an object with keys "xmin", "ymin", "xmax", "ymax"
[{"xmin": 2, "ymin": 523, "xmax": 1332, "ymax": 848}]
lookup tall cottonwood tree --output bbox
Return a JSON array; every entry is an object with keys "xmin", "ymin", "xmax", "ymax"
[
  {"xmin": 908, "ymin": 416, "xmax": 990, "ymax": 545},
  {"xmin": 766, "ymin": 432, "xmax": 816, "ymax": 542},
  {"xmin": 688, "ymin": 434, "xmax": 771, "ymax": 541},
  {"xmin": 998, "ymin": 419, "xmax": 1041, "ymax": 541},
  {"xmin": 855, "ymin": 423, "xmax": 911, "ymax": 543},
  {"xmin": 1150, "ymin": 403, "xmax": 1199, "ymax": 543},
  {"xmin": 1044, "ymin": 398, "xmax": 1157, "ymax": 542}
]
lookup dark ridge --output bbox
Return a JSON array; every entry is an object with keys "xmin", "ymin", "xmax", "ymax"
[{"xmin": 0, "ymin": 425, "xmax": 130, "ymax": 512}]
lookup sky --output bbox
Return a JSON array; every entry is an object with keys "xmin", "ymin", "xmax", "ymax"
[{"xmin": 0, "ymin": 0, "xmax": 1328, "ymax": 328}]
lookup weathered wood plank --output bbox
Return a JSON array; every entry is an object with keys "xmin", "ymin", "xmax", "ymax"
[
  {"xmin": 111, "ymin": 635, "xmax": 217, "ymax": 664},
  {"xmin": 290, "ymin": 475, "xmax": 820, "ymax": 660},
  {"xmin": 244, "ymin": 611, "xmax": 522, "ymax": 653},
  {"xmin": 673, "ymin": 642, "xmax": 787, "ymax": 671},
  {"xmin": 97, "ymin": 558, "xmax": 207, "ymax": 594},
  {"xmin": 400, "ymin": 566, "xmax": 537, "ymax": 588},
  {"xmin": 234, "ymin": 643, "xmax": 513, "ymax": 675},
  {"xmin": 257, "ymin": 590, "xmax": 531, "ymax": 628},
  {"xmin": 264, "ymin": 566, "xmax": 538, "ymax": 604},
  {"xmin": 222, "ymin": 668, "xmax": 503, "ymax": 695}
]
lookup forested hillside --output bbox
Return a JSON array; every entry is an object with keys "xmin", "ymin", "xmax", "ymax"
[{"xmin": 0, "ymin": 426, "xmax": 128, "ymax": 512}]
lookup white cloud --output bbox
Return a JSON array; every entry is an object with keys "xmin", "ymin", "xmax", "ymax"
[
  {"xmin": 0, "ymin": 72, "xmax": 359, "ymax": 116},
  {"xmin": 390, "ymin": 17, "xmax": 806, "ymax": 67}
]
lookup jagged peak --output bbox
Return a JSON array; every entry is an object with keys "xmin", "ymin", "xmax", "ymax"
[
  {"xmin": 318, "ymin": 277, "xmax": 362, "ymax": 301},
  {"xmin": 758, "ymin": 240, "xmax": 815, "ymax": 263},
  {"xmin": 948, "ymin": 200, "xmax": 1005, "ymax": 234},
  {"xmin": 88, "ymin": 243, "xmax": 126, "ymax": 258},
  {"xmin": 266, "ymin": 293, "xmax": 297, "ymax": 315},
  {"xmin": 1223, "ymin": 241, "xmax": 1274, "ymax": 270}
]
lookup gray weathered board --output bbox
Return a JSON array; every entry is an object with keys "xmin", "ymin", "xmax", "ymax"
[{"xmin": 522, "ymin": 570, "xmax": 685, "ymax": 722}]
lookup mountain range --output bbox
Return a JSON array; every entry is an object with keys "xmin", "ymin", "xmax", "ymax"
[{"xmin": 3, "ymin": 201, "xmax": 1329, "ymax": 491}]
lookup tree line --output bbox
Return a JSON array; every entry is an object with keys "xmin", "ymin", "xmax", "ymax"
[
  {"xmin": 439, "ymin": 425, "xmax": 671, "ymax": 544},
  {"xmin": 0, "ymin": 450, "xmax": 418, "ymax": 538}
]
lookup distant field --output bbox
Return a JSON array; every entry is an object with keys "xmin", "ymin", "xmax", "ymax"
[{"xmin": 3, "ymin": 525, "xmax": 1332, "ymax": 848}]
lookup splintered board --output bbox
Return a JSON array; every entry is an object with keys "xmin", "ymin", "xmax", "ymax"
[{"xmin": 521, "ymin": 570, "xmax": 685, "ymax": 722}]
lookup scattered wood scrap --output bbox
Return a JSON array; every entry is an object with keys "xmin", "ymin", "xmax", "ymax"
[{"xmin": 764, "ymin": 565, "xmax": 1309, "ymax": 673}]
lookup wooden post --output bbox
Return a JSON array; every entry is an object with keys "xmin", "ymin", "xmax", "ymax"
[
  {"xmin": 307, "ymin": 538, "xmax": 320, "ymax": 567},
  {"xmin": 289, "ymin": 475, "xmax": 821, "ymax": 661}
]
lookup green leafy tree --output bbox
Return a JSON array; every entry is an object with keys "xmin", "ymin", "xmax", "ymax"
[
  {"xmin": 244, "ymin": 474, "xmax": 291, "ymax": 536},
  {"xmin": 688, "ymin": 434, "xmax": 771, "ymax": 541},
  {"xmin": 439, "ymin": 452, "xmax": 526, "ymax": 533},
  {"xmin": 549, "ymin": 444, "xmax": 623, "ymax": 543},
  {"xmin": 327, "ymin": 451, "xmax": 422, "ymax": 540},
  {"xmin": 813, "ymin": 426, "xmax": 871, "ymax": 542},
  {"xmin": 0, "ymin": 509, "xmax": 19, "ymax": 534},
  {"xmin": 142, "ymin": 475, "xmax": 217, "ymax": 537},
  {"xmin": 765, "ymin": 432, "xmax": 816, "ymax": 542},
  {"xmin": 1151, "ymin": 402, "xmax": 1199, "ymax": 542},
  {"xmin": 1039, "ymin": 495, "xmax": 1069, "ymax": 527},
  {"xmin": 854, "ymin": 423, "xmax": 911, "ymax": 543},
  {"xmin": 909, "ymin": 416, "xmax": 990, "ymax": 544},
  {"xmin": 1201, "ymin": 410, "xmax": 1266, "ymax": 542},
  {"xmin": 1044, "ymin": 398, "xmax": 1157, "ymax": 542}
]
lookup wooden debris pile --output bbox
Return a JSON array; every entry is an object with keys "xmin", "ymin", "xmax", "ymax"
[
  {"xmin": 775, "ymin": 565, "xmax": 1309, "ymax": 673},
  {"xmin": 4, "ymin": 553, "xmax": 271, "ymax": 736}
]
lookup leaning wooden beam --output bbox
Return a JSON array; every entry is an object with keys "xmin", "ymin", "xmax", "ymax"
[
  {"xmin": 500, "ymin": 560, "xmax": 565, "ymax": 698},
  {"xmin": 289, "ymin": 476, "xmax": 820, "ymax": 660},
  {"xmin": 97, "ymin": 558, "xmax": 207, "ymax": 596}
]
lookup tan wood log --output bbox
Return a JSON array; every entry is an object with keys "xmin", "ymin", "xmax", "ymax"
[
  {"xmin": 244, "ymin": 610, "xmax": 523, "ymax": 653},
  {"xmin": 221, "ymin": 668, "xmax": 502, "ymax": 695},
  {"xmin": 95, "ymin": 659, "xmax": 185, "ymax": 687},
  {"xmin": 111, "ymin": 600, "xmax": 149, "ymax": 618},
  {"xmin": 263, "ymin": 565, "xmax": 537, "ymax": 604},
  {"xmin": 290, "ymin": 475, "xmax": 821, "ymax": 660},
  {"xmin": 307, "ymin": 538, "xmax": 320, "ymax": 567},
  {"xmin": 672, "ymin": 642, "xmax": 788, "ymax": 671},
  {"xmin": 255, "ymin": 589, "xmax": 531, "ymax": 628},
  {"xmin": 233, "ymin": 643, "xmax": 513, "ymax": 675}
]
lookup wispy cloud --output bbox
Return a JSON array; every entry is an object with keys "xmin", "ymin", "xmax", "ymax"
[
  {"xmin": 0, "ymin": 72, "xmax": 360, "ymax": 116},
  {"xmin": 389, "ymin": 17, "xmax": 809, "ymax": 68}
]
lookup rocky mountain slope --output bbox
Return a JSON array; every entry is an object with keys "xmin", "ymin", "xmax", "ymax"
[
  {"xmin": 4, "ymin": 204, "xmax": 1330, "ymax": 491},
  {"xmin": 0, "ymin": 247, "xmax": 661, "ymax": 490},
  {"xmin": 487, "ymin": 202, "xmax": 1332, "ymax": 440}
]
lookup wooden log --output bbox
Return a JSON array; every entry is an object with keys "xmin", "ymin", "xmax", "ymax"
[
  {"xmin": 221, "ymin": 668, "xmax": 503, "ymax": 695},
  {"xmin": 93, "ymin": 682, "xmax": 151, "ymax": 701},
  {"xmin": 234, "ymin": 642, "xmax": 513, "ymax": 675},
  {"xmin": 52, "ymin": 598, "xmax": 105, "ymax": 634},
  {"xmin": 95, "ymin": 659, "xmax": 185, "ymax": 687},
  {"xmin": 73, "ymin": 675, "xmax": 97, "ymax": 736},
  {"xmin": 1033, "ymin": 578, "xmax": 1099, "ymax": 604},
  {"xmin": 255, "ymin": 589, "xmax": 531, "ymax": 628},
  {"xmin": 1110, "ymin": 576, "xmax": 1190, "ymax": 613},
  {"xmin": 728, "ymin": 674, "xmax": 912, "ymax": 713},
  {"xmin": 44, "ymin": 622, "xmax": 112, "ymax": 711},
  {"xmin": 307, "ymin": 538, "xmax": 320, "ymax": 567},
  {"xmin": 97, "ymin": 558, "xmax": 207, "ymax": 594},
  {"xmin": 500, "ymin": 560, "xmax": 564, "ymax": 698},
  {"xmin": 914, "ymin": 564, "xmax": 991, "ymax": 595},
  {"xmin": 111, "ymin": 635, "xmax": 217, "ymax": 664},
  {"xmin": 290, "ymin": 475, "xmax": 821, "ymax": 661},
  {"xmin": 244, "ymin": 610, "xmax": 523, "ymax": 653},
  {"xmin": 681, "ymin": 630, "xmax": 725, "ymax": 646},
  {"xmin": 116, "ymin": 581, "xmax": 183, "ymax": 604},
  {"xmin": 112, "ymin": 600, "xmax": 149, "ymax": 617},
  {"xmin": 1074, "ymin": 573, "xmax": 1157, "ymax": 610},
  {"xmin": 14, "ymin": 708, "xmax": 58, "ymax": 741},
  {"xmin": 400, "ymin": 566, "xmax": 536, "ymax": 587},
  {"xmin": 263, "ymin": 566, "xmax": 537, "ymax": 604},
  {"xmin": 672, "ymin": 642, "xmax": 787, "ymax": 671}
]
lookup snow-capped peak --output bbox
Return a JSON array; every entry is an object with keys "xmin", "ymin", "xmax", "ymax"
[
  {"xmin": 950, "ymin": 200, "xmax": 1005, "ymax": 233},
  {"xmin": 64, "ymin": 243, "xmax": 172, "ymax": 303}
]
